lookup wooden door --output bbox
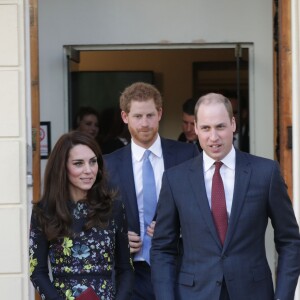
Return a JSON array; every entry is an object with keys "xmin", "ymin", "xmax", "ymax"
[{"xmin": 30, "ymin": 0, "xmax": 41, "ymax": 299}]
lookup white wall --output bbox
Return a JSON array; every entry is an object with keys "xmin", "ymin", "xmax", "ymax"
[{"xmin": 38, "ymin": 0, "xmax": 273, "ymax": 158}]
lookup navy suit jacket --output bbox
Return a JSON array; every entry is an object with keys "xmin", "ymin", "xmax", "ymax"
[
  {"xmin": 151, "ymin": 150, "xmax": 300, "ymax": 300},
  {"xmin": 103, "ymin": 138, "xmax": 199, "ymax": 236}
]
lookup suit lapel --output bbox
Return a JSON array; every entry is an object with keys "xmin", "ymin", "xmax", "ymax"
[
  {"xmin": 188, "ymin": 154, "xmax": 222, "ymax": 248},
  {"xmin": 161, "ymin": 139, "xmax": 176, "ymax": 169},
  {"xmin": 118, "ymin": 145, "xmax": 140, "ymax": 233},
  {"xmin": 223, "ymin": 150, "xmax": 251, "ymax": 250},
  {"xmin": 188, "ymin": 151, "xmax": 252, "ymax": 250}
]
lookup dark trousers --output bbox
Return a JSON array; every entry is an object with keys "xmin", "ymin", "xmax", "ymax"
[
  {"xmin": 132, "ymin": 261, "xmax": 155, "ymax": 300},
  {"xmin": 220, "ymin": 279, "xmax": 230, "ymax": 300}
]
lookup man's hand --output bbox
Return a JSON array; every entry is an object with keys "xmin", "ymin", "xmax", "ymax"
[
  {"xmin": 128, "ymin": 231, "xmax": 142, "ymax": 254},
  {"xmin": 146, "ymin": 221, "xmax": 156, "ymax": 238}
]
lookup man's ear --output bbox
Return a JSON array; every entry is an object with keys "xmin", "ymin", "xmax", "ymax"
[
  {"xmin": 121, "ymin": 111, "xmax": 129, "ymax": 124},
  {"xmin": 232, "ymin": 117, "xmax": 237, "ymax": 132},
  {"xmin": 194, "ymin": 120, "xmax": 198, "ymax": 134},
  {"xmin": 157, "ymin": 108, "xmax": 163, "ymax": 121}
]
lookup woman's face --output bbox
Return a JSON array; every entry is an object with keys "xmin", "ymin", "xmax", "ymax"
[
  {"xmin": 67, "ymin": 144, "xmax": 98, "ymax": 202},
  {"xmin": 77, "ymin": 114, "xmax": 100, "ymax": 138}
]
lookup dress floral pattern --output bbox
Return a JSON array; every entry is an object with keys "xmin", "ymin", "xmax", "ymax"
[{"xmin": 29, "ymin": 199, "xmax": 133, "ymax": 300}]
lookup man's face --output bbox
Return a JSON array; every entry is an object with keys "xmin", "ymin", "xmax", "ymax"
[
  {"xmin": 195, "ymin": 102, "xmax": 236, "ymax": 161},
  {"xmin": 182, "ymin": 112, "xmax": 197, "ymax": 142},
  {"xmin": 121, "ymin": 99, "xmax": 162, "ymax": 148}
]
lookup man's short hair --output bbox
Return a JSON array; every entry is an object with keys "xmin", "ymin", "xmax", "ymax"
[
  {"xmin": 182, "ymin": 98, "xmax": 197, "ymax": 115},
  {"xmin": 120, "ymin": 82, "xmax": 162, "ymax": 113}
]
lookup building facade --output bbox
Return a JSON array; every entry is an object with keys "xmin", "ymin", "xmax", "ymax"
[{"xmin": 0, "ymin": 0, "xmax": 299, "ymax": 299}]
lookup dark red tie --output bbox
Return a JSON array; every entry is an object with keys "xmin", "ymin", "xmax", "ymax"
[{"xmin": 211, "ymin": 161, "xmax": 228, "ymax": 245}]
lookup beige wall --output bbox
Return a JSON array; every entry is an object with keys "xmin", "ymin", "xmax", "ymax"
[{"xmin": 0, "ymin": 0, "xmax": 30, "ymax": 299}]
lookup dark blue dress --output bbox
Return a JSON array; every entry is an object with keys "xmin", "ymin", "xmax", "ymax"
[{"xmin": 29, "ymin": 199, "xmax": 133, "ymax": 300}]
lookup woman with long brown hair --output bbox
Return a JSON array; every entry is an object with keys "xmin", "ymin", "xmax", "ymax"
[{"xmin": 29, "ymin": 131, "xmax": 133, "ymax": 299}]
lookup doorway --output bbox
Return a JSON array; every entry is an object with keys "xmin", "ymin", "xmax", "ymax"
[
  {"xmin": 64, "ymin": 45, "xmax": 277, "ymax": 283},
  {"xmin": 65, "ymin": 45, "xmax": 250, "ymax": 151}
]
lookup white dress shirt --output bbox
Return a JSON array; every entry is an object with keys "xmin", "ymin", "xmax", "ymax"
[
  {"xmin": 203, "ymin": 146, "xmax": 236, "ymax": 218},
  {"xmin": 131, "ymin": 135, "xmax": 164, "ymax": 261}
]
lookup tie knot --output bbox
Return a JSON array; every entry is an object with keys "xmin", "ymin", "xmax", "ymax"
[
  {"xmin": 214, "ymin": 161, "xmax": 223, "ymax": 171},
  {"xmin": 144, "ymin": 149, "xmax": 151, "ymax": 159}
]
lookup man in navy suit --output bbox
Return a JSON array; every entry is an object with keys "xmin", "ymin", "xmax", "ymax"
[
  {"xmin": 104, "ymin": 82, "xmax": 199, "ymax": 300},
  {"xmin": 151, "ymin": 93, "xmax": 300, "ymax": 300}
]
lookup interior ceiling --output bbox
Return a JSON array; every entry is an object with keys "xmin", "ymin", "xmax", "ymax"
[{"xmin": 70, "ymin": 47, "xmax": 249, "ymax": 101}]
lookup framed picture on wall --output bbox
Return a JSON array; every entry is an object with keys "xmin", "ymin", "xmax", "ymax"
[{"xmin": 40, "ymin": 121, "xmax": 51, "ymax": 159}]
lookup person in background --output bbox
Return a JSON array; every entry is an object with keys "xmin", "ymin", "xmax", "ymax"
[
  {"xmin": 104, "ymin": 82, "xmax": 199, "ymax": 300},
  {"xmin": 151, "ymin": 93, "xmax": 300, "ymax": 300},
  {"xmin": 229, "ymin": 97, "xmax": 249, "ymax": 152},
  {"xmin": 100, "ymin": 107, "xmax": 130, "ymax": 154},
  {"xmin": 178, "ymin": 97, "xmax": 202, "ymax": 152},
  {"xmin": 73, "ymin": 106, "xmax": 101, "ymax": 143},
  {"xmin": 29, "ymin": 131, "xmax": 134, "ymax": 300}
]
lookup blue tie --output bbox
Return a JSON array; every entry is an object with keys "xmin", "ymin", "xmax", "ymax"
[{"xmin": 142, "ymin": 149, "xmax": 157, "ymax": 264}]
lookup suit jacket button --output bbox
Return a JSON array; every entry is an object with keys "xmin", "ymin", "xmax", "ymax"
[{"xmin": 216, "ymin": 281, "xmax": 222, "ymax": 286}]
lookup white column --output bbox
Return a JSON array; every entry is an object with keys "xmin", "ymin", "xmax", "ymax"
[{"xmin": 0, "ymin": 0, "xmax": 30, "ymax": 299}]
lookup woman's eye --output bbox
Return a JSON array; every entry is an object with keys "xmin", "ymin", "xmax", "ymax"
[{"xmin": 90, "ymin": 159, "xmax": 97, "ymax": 165}]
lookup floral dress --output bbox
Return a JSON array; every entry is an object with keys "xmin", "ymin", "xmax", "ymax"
[{"xmin": 29, "ymin": 199, "xmax": 134, "ymax": 300}]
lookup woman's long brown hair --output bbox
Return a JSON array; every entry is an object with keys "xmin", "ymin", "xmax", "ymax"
[{"xmin": 33, "ymin": 131, "xmax": 114, "ymax": 240}]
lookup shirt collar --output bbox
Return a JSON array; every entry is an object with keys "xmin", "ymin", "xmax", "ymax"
[
  {"xmin": 203, "ymin": 146, "xmax": 236, "ymax": 172},
  {"xmin": 131, "ymin": 135, "xmax": 162, "ymax": 162}
]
